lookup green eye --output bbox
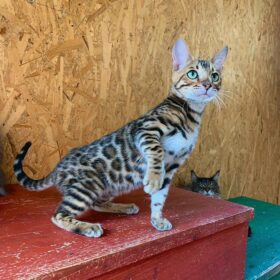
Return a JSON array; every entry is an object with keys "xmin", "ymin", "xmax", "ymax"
[
  {"xmin": 211, "ymin": 72, "xmax": 219, "ymax": 82},
  {"xmin": 187, "ymin": 70, "xmax": 198, "ymax": 79}
]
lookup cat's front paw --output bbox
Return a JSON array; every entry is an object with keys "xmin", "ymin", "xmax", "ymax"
[
  {"xmin": 151, "ymin": 217, "xmax": 173, "ymax": 231},
  {"xmin": 143, "ymin": 170, "xmax": 164, "ymax": 195}
]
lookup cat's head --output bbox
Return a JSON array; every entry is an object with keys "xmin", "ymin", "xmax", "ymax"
[
  {"xmin": 190, "ymin": 170, "xmax": 221, "ymax": 198},
  {"xmin": 171, "ymin": 39, "xmax": 228, "ymax": 104}
]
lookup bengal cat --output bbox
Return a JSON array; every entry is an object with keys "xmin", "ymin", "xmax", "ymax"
[{"xmin": 14, "ymin": 39, "xmax": 228, "ymax": 237}]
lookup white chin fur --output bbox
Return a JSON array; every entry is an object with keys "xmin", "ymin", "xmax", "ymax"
[
  {"xmin": 172, "ymin": 86, "xmax": 218, "ymax": 104},
  {"xmin": 186, "ymin": 94, "xmax": 216, "ymax": 104},
  {"xmin": 178, "ymin": 88, "xmax": 218, "ymax": 103}
]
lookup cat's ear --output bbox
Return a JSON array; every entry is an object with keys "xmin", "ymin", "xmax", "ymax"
[
  {"xmin": 191, "ymin": 170, "xmax": 198, "ymax": 182},
  {"xmin": 212, "ymin": 170, "xmax": 220, "ymax": 183},
  {"xmin": 211, "ymin": 46, "xmax": 228, "ymax": 71},
  {"xmin": 172, "ymin": 39, "xmax": 191, "ymax": 71}
]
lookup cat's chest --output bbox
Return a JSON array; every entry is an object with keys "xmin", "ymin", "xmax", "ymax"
[{"xmin": 161, "ymin": 128, "xmax": 199, "ymax": 157}]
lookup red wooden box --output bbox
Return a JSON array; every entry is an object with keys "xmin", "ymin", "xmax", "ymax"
[{"xmin": 0, "ymin": 185, "xmax": 253, "ymax": 280}]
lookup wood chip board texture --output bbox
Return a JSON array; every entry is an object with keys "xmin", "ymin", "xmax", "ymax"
[{"xmin": 0, "ymin": 0, "xmax": 279, "ymax": 203}]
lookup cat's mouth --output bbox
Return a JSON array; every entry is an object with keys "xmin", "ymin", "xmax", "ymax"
[
  {"xmin": 198, "ymin": 92, "xmax": 210, "ymax": 98},
  {"xmin": 200, "ymin": 87, "xmax": 218, "ymax": 99},
  {"xmin": 202, "ymin": 93, "xmax": 210, "ymax": 96},
  {"xmin": 197, "ymin": 86, "xmax": 213, "ymax": 97}
]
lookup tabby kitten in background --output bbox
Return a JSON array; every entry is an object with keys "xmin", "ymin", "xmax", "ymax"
[
  {"xmin": 183, "ymin": 170, "xmax": 252, "ymax": 237},
  {"xmin": 189, "ymin": 170, "xmax": 221, "ymax": 198},
  {"xmin": 0, "ymin": 172, "xmax": 6, "ymax": 196},
  {"xmin": 0, "ymin": 140, "xmax": 6, "ymax": 196},
  {"xmin": 14, "ymin": 38, "xmax": 228, "ymax": 237}
]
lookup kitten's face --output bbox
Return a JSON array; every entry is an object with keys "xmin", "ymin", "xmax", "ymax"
[
  {"xmin": 172, "ymin": 39, "xmax": 228, "ymax": 103},
  {"xmin": 191, "ymin": 170, "xmax": 221, "ymax": 198}
]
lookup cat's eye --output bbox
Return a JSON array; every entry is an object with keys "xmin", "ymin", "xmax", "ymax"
[
  {"xmin": 211, "ymin": 72, "xmax": 219, "ymax": 82},
  {"xmin": 187, "ymin": 70, "xmax": 198, "ymax": 80}
]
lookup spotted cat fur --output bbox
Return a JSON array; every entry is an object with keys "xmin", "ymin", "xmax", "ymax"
[{"xmin": 14, "ymin": 39, "xmax": 228, "ymax": 237}]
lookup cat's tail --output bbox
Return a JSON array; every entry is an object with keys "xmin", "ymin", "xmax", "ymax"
[{"xmin": 14, "ymin": 142, "xmax": 54, "ymax": 191}]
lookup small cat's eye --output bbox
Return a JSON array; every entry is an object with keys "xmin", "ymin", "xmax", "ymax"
[
  {"xmin": 211, "ymin": 72, "xmax": 219, "ymax": 82},
  {"xmin": 187, "ymin": 70, "xmax": 198, "ymax": 80}
]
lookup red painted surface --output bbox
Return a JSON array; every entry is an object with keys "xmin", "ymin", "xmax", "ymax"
[
  {"xmin": 96, "ymin": 223, "xmax": 249, "ymax": 280},
  {"xmin": 0, "ymin": 185, "xmax": 253, "ymax": 280}
]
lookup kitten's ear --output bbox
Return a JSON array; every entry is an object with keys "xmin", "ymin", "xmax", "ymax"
[
  {"xmin": 212, "ymin": 170, "xmax": 220, "ymax": 183},
  {"xmin": 191, "ymin": 170, "xmax": 198, "ymax": 182},
  {"xmin": 211, "ymin": 46, "xmax": 228, "ymax": 71},
  {"xmin": 172, "ymin": 39, "xmax": 191, "ymax": 71}
]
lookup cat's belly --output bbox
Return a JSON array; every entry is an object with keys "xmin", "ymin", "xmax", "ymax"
[
  {"xmin": 106, "ymin": 160, "xmax": 145, "ymax": 196},
  {"xmin": 106, "ymin": 174, "xmax": 143, "ymax": 197}
]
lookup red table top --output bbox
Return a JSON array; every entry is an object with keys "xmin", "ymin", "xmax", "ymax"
[{"xmin": 0, "ymin": 184, "xmax": 253, "ymax": 279}]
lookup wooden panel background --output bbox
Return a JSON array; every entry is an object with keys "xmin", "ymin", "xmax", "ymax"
[{"xmin": 0, "ymin": 0, "xmax": 279, "ymax": 203}]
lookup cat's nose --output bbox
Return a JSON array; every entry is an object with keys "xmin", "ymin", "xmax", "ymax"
[{"xmin": 203, "ymin": 83, "xmax": 211, "ymax": 90}]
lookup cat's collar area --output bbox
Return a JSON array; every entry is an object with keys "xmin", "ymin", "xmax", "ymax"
[{"xmin": 168, "ymin": 89, "xmax": 206, "ymax": 114}]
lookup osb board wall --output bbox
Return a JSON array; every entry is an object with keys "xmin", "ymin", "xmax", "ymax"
[{"xmin": 0, "ymin": 0, "xmax": 279, "ymax": 203}]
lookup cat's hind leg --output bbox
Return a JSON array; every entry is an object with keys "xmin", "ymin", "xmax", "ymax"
[
  {"xmin": 92, "ymin": 201, "xmax": 139, "ymax": 215},
  {"xmin": 52, "ymin": 210, "xmax": 103, "ymax": 238},
  {"xmin": 51, "ymin": 185, "xmax": 103, "ymax": 237}
]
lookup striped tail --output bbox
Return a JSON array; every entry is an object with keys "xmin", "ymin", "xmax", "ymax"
[{"xmin": 14, "ymin": 142, "xmax": 53, "ymax": 191}]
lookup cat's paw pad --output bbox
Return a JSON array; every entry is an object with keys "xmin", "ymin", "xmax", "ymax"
[
  {"xmin": 151, "ymin": 217, "xmax": 173, "ymax": 231},
  {"xmin": 125, "ymin": 204, "xmax": 139, "ymax": 214},
  {"xmin": 78, "ymin": 223, "xmax": 104, "ymax": 238}
]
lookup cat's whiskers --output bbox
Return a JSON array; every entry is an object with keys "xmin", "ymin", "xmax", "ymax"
[
  {"xmin": 213, "ymin": 94, "xmax": 226, "ymax": 111},
  {"xmin": 220, "ymin": 92, "xmax": 233, "ymax": 100},
  {"xmin": 219, "ymin": 89, "xmax": 236, "ymax": 102},
  {"xmin": 217, "ymin": 95, "xmax": 226, "ymax": 106},
  {"xmin": 213, "ymin": 97, "xmax": 222, "ymax": 112}
]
